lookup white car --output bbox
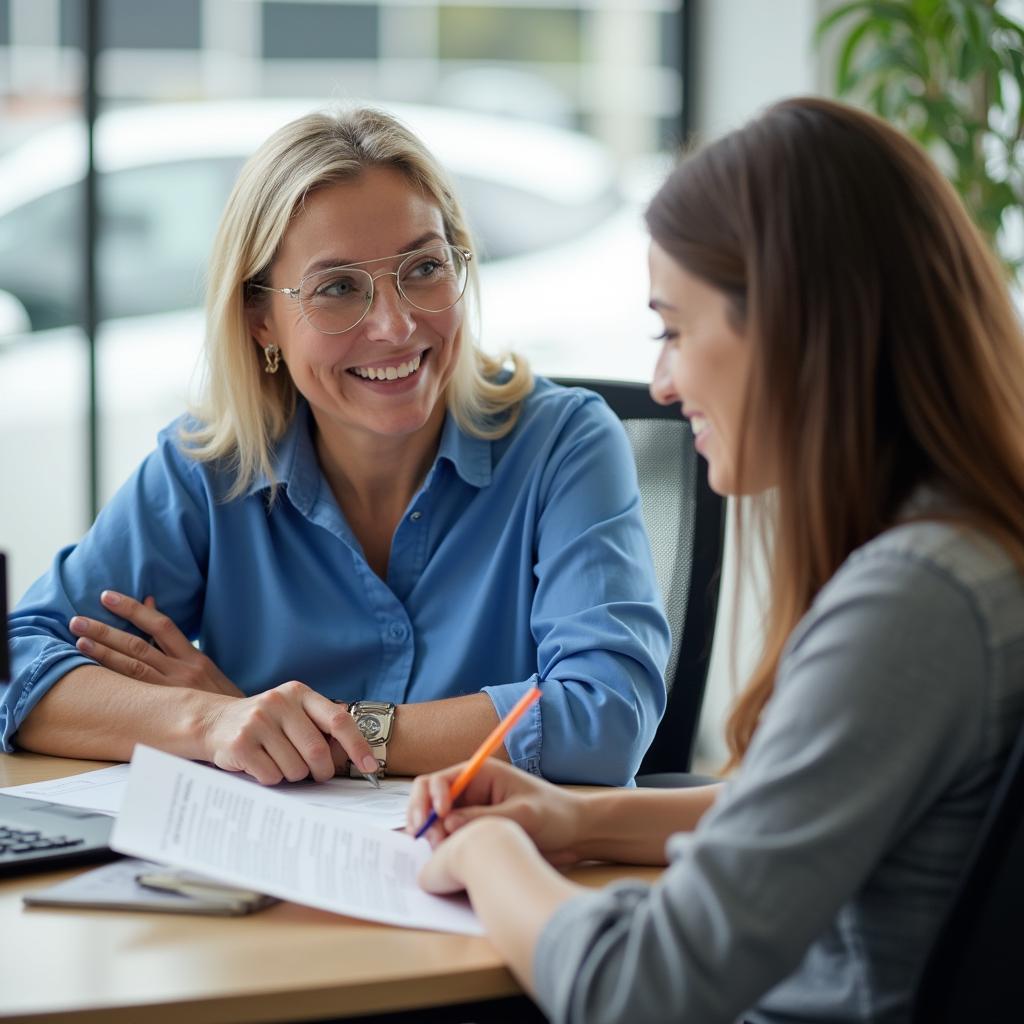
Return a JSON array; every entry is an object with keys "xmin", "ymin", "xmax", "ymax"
[{"xmin": 0, "ymin": 101, "xmax": 657, "ymax": 597}]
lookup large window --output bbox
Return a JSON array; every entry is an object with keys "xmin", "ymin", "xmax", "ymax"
[{"xmin": 0, "ymin": 0, "xmax": 690, "ymax": 599}]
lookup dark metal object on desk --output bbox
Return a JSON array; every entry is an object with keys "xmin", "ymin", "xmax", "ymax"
[{"xmin": 1, "ymin": 551, "xmax": 8, "ymax": 683}]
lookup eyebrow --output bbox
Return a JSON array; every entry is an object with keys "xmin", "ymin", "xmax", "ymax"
[{"xmin": 302, "ymin": 232, "xmax": 447, "ymax": 278}]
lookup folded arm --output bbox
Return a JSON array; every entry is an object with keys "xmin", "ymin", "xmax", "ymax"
[{"xmin": 16, "ymin": 662, "xmax": 378, "ymax": 783}]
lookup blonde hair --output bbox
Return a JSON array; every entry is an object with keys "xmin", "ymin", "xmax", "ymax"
[{"xmin": 184, "ymin": 106, "xmax": 532, "ymax": 495}]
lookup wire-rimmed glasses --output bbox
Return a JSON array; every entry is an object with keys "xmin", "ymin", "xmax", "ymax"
[{"xmin": 250, "ymin": 244, "xmax": 473, "ymax": 335}]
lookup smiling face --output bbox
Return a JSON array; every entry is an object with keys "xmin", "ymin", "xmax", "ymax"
[
  {"xmin": 647, "ymin": 240, "xmax": 774, "ymax": 496},
  {"xmin": 247, "ymin": 166, "xmax": 463, "ymax": 451}
]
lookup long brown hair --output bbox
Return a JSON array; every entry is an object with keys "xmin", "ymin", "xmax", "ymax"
[{"xmin": 645, "ymin": 97, "xmax": 1024, "ymax": 771}]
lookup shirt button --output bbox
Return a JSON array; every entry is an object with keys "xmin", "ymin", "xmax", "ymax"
[
  {"xmin": 388, "ymin": 622, "xmax": 407, "ymax": 640},
  {"xmin": 409, "ymin": 511, "xmax": 422, "ymax": 522}
]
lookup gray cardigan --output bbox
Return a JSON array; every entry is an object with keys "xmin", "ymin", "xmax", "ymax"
[{"xmin": 534, "ymin": 517, "xmax": 1024, "ymax": 1024}]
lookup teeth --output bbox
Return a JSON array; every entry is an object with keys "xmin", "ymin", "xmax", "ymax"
[
  {"xmin": 690, "ymin": 415, "xmax": 708, "ymax": 435},
  {"xmin": 352, "ymin": 354, "xmax": 422, "ymax": 381}
]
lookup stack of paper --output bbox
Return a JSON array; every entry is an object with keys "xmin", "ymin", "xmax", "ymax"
[
  {"xmin": 0, "ymin": 761, "xmax": 415, "ymax": 830},
  {"xmin": 110, "ymin": 746, "xmax": 482, "ymax": 936}
]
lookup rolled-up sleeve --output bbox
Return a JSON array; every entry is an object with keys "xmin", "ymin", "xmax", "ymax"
[
  {"xmin": 4, "ymin": 386, "xmax": 671, "ymax": 781},
  {"xmin": 2, "ymin": 427, "xmax": 210, "ymax": 750},
  {"xmin": 484, "ymin": 394, "xmax": 670, "ymax": 785}
]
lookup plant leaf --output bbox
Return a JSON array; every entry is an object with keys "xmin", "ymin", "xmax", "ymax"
[
  {"xmin": 814, "ymin": 0, "xmax": 873, "ymax": 43},
  {"xmin": 836, "ymin": 18, "xmax": 878, "ymax": 93}
]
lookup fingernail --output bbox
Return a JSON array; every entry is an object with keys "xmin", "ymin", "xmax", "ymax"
[
  {"xmin": 360, "ymin": 754, "xmax": 379, "ymax": 774},
  {"xmin": 101, "ymin": 591, "xmax": 120, "ymax": 606},
  {"xmin": 69, "ymin": 616, "xmax": 85, "ymax": 633},
  {"xmin": 76, "ymin": 637, "xmax": 94, "ymax": 654}
]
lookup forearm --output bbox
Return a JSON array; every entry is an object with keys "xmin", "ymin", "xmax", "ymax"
[
  {"xmin": 15, "ymin": 664, "xmax": 221, "ymax": 762},
  {"xmin": 458, "ymin": 819, "xmax": 583, "ymax": 993},
  {"xmin": 389, "ymin": 692, "xmax": 501, "ymax": 775},
  {"xmin": 572, "ymin": 785, "xmax": 721, "ymax": 865}
]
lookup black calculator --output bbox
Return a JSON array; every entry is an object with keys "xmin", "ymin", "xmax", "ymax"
[{"xmin": 0, "ymin": 793, "xmax": 116, "ymax": 877}]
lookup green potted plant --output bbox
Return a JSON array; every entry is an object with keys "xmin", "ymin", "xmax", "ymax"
[{"xmin": 816, "ymin": 0, "xmax": 1024, "ymax": 279}]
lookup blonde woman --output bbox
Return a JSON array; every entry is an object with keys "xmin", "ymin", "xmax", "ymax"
[
  {"xmin": 408, "ymin": 97, "xmax": 1024, "ymax": 1023},
  {"xmin": 6, "ymin": 108, "xmax": 669, "ymax": 786}
]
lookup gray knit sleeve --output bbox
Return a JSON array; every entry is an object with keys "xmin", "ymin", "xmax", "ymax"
[{"xmin": 531, "ymin": 546, "xmax": 987, "ymax": 1024}]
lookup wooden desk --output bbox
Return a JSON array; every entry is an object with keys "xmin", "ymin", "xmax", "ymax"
[{"xmin": 0, "ymin": 753, "xmax": 659, "ymax": 1024}]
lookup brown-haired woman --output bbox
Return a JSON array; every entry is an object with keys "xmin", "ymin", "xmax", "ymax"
[{"xmin": 406, "ymin": 96, "xmax": 1024, "ymax": 1024}]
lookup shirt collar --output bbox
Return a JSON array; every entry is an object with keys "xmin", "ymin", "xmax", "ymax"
[
  {"xmin": 435, "ymin": 408, "xmax": 492, "ymax": 488},
  {"xmin": 244, "ymin": 400, "xmax": 320, "ymax": 515},
  {"xmin": 245, "ymin": 399, "xmax": 493, "ymax": 504}
]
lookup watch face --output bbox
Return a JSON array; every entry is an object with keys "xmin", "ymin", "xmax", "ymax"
[{"xmin": 357, "ymin": 715, "xmax": 382, "ymax": 741}]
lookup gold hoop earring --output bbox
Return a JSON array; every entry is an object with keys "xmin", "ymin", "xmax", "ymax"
[{"xmin": 263, "ymin": 344, "xmax": 281, "ymax": 375}]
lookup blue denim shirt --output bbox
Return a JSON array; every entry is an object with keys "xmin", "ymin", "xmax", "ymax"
[{"xmin": 4, "ymin": 378, "xmax": 669, "ymax": 784}]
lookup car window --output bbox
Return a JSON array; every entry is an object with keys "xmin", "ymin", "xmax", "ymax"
[
  {"xmin": 98, "ymin": 158, "xmax": 243, "ymax": 321},
  {"xmin": 0, "ymin": 156, "xmax": 243, "ymax": 332},
  {"xmin": 0, "ymin": 184, "xmax": 79, "ymax": 331}
]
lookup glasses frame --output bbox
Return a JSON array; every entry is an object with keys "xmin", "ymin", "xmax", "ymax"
[{"xmin": 249, "ymin": 244, "xmax": 474, "ymax": 336}]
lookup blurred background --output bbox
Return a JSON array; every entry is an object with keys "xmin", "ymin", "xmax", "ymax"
[
  {"xmin": 2, "ymin": 0, "xmax": 1021, "ymax": 767},
  {"xmin": 0, "ymin": 0, "xmax": 694, "ymax": 601}
]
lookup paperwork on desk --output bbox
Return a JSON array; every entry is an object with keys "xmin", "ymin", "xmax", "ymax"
[
  {"xmin": 0, "ymin": 762, "xmax": 133, "ymax": 814},
  {"xmin": 0, "ymin": 762, "xmax": 413, "ymax": 829},
  {"xmin": 109, "ymin": 745, "xmax": 483, "ymax": 936}
]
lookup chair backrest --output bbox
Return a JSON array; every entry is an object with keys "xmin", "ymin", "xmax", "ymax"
[
  {"xmin": 912, "ymin": 719, "xmax": 1024, "ymax": 1022},
  {"xmin": 553, "ymin": 378, "xmax": 726, "ymax": 774}
]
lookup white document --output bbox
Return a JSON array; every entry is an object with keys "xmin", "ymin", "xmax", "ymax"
[
  {"xmin": 0, "ymin": 763, "xmax": 412, "ymax": 828},
  {"xmin": 0, "ymin": 763, "xmax": 131, "ymax": 814},
  {"xmin": 261, "ymin": 775, "xmax": 413, "ymax": 827},
  {"xmin": 0, "ymin": 761, "xmax": 132, "ymax": 815},
  {"xmin": 110, "ymin": 745, "xmax": 482, "ymax": 936}
]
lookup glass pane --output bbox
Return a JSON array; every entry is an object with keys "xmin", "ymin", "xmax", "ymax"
[
  {"xmin": 96, "ymin": 151, "xmax": 243, "ymax": 503},
  {"xmin": 438, "ymin": 6, "xmax": 583, "ymax": 63},
  {"xmin": 0, "ymin": 0, "xmax": 686, "ymax": 583},
  {"xmin": 91, "ymin": 0, "xmax": 683, "ymax": 425},
  {"xmin": 0, "ymin": 5, "xmax": 87, "ymax": 602},
  {"xmin": 97, "ymin": 156, "xmax": 243, "ymax": 321}
]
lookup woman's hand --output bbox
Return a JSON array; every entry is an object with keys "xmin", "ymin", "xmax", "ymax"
[
  {"xmin": 69, "ymin": 591, "xmax": 243, "ymax": 697},
  {"xmin": 407, "ymin": 759, "xmax": 587, "ymax": 866},
  {"xmin": 417, "ymin": 815, "xmax": 583, "ymax": 996},
  {"xmin": 200, "ymin": 681, "xmax": 380, "ymax": 786},
  {"xmin": 418, "ymin": 816, "xmax": 532, "ymax": 894}
]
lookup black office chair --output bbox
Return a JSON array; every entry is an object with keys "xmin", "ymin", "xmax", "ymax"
[
  {"xmin": 910, "ymin": 720, "xmax": 1024, "ymax": 1022},
  {"xmin": 553, "ymin": 378, "xmax": 726, "ymax": 777}
]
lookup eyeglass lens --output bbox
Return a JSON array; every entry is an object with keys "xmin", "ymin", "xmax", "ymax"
[{"xmin": 299, "ymin": 245, "xmax": 468, "ymax": 334}]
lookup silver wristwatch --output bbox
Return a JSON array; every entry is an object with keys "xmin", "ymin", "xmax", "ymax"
[{"xmin": 347, "ymin": 701, "xmax": 396, "ymax": 779}]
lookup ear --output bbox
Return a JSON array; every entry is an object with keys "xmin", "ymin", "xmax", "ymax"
[{"xmin": 245, "ymin": 301, "xmax": 275, "ymax": 354}]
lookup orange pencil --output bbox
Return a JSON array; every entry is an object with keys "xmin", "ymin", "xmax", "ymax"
[{"xmin": 414, "ymin": 685, "xmax": 542, "ymax": 839}]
